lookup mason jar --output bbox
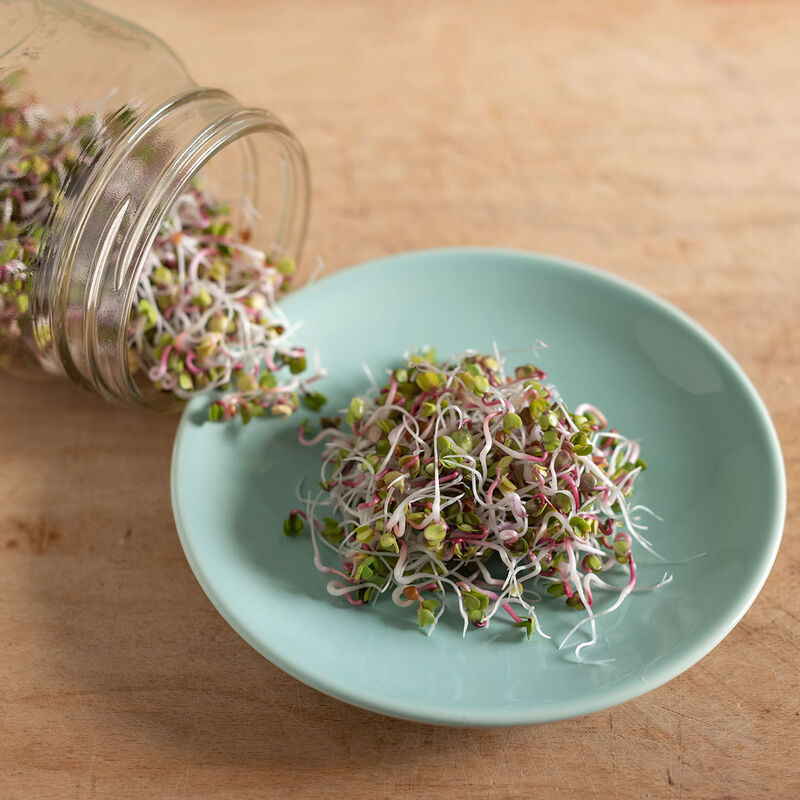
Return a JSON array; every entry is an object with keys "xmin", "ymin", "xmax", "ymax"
[{"xmin": 0, "ymin": 0, "xmax": 309, "ymax": 409}]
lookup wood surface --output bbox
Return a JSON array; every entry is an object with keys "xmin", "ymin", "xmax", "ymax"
[{"xmin": 2, "ymin": 0, "xmax": 799, "ymax": 797}]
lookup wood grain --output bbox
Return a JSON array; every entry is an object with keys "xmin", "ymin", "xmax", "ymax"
[{"xmin": 1, "ymin": 1, "xmax": 798, "ymax": 797}]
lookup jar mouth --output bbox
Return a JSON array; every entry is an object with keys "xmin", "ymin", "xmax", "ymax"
[{"xmin": 38, "ymin": 88, "xmax": 310, "ymax": 408}]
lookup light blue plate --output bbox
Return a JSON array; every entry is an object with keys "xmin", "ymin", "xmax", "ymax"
[{"xmin": 171, "ymin": 248, "xmax": 785, "ymax": 726}]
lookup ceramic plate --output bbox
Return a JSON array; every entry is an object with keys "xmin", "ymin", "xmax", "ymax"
[{"xmin": 171, "ymin": 248, "xmax": 785, "ymax": 725}]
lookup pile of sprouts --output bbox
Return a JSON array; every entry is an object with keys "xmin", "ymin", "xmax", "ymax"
[{"xmin": 285, "ymin": 349, "xmax": 668, "ymax": 656}]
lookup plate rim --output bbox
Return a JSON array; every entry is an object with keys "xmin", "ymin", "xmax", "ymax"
[{"xmin": 171, "ymin": 246, "xmax": 787, "ymax": 726}]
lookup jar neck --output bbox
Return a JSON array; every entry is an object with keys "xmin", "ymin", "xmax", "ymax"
[{"xmin": 34, "ymin": 88, "xmax": 309, "ymax": 407}]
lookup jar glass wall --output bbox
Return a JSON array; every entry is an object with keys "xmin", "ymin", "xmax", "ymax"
[{"xmin": 0, "ymin": 0, "xmax": 309, "ymax": 410}]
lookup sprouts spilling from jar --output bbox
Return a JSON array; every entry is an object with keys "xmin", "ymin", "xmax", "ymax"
[{"xmin": 0, "ymin": 74, "xmax": 323, "ymax": 420}]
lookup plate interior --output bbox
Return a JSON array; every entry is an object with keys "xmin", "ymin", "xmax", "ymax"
[{"xmin": 172, "ymin": 249, "xmax": 785, "ymax": 725}]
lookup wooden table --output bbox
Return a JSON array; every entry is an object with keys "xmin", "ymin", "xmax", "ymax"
[{"xmin": 2, "ymin": 1, "xmax": 798, "ymax": 797}]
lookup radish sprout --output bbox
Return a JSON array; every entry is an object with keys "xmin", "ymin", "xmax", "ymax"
[{"xmin": 286, "ymin": 349, "xmax": 665, "ymax": 654}]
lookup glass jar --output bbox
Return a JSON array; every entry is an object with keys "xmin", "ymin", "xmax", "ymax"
[{"xmin": 0, "ymin": 0, "xmax": 309, "ymax": 409}]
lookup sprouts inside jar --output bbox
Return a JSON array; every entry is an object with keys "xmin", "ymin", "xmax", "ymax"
[{"xmin": 0, "ymin": 74, "xmax": 321, "ymax": 419}]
